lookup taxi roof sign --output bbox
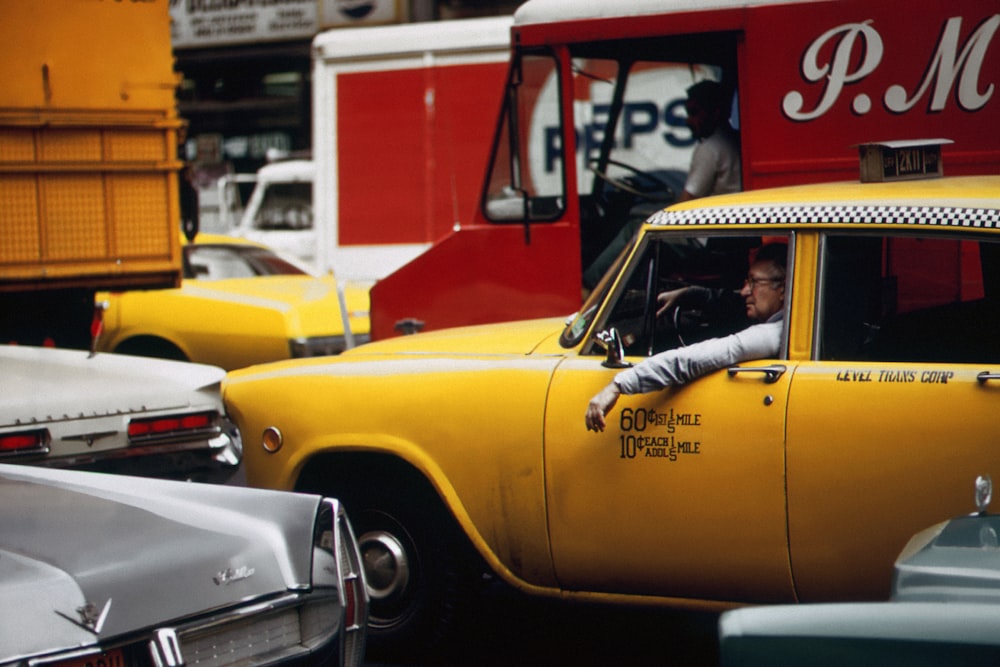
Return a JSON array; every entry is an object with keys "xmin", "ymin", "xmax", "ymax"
[{"xmin": 857, "ymin": 139, "xmax": 953, "ymax": 183}]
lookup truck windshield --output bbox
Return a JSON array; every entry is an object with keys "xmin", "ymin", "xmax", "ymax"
[
  {"xmin": 482, "ymin": 35, "xmax": 737, "ymax": 294},
  {"xmin": 252, "ymin": 182, "xmax": 313, "ymax": 231},
  {"xmin": 184, "ymin": 244, "xmax": 308, "ymax": 280}
]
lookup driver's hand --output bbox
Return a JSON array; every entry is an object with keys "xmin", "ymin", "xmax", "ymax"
[
  {"xmin": 586, "ymin": 382, "xmax": 621, "ymax": 432},
  {"xmin": 656, "ymin": 287, "xmax": 689, "ymax": 319}
]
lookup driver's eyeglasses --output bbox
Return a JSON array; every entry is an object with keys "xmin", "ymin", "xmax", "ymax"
[{"xmin": 744, "ymin": 275, "xmax": 785, "ymax": 290}]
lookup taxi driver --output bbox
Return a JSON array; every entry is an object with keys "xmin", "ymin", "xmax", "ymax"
[{"xmin": 585, "ymin": 242, "xmax": 788, "ymax": 432}]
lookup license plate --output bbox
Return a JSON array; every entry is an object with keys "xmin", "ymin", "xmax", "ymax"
[{"xmin": 52, "ymin": 649, "xmax": 125, "ymax": 667}]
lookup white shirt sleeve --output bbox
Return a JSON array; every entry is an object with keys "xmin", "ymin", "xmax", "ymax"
[
  {"xmin": 614, "ymin": 319, "xmax": 782, "ymax": 394},
  {"xmin": 684, "ymin": 140, "xmax": 719, "ymax": 199},
  {"xmin": 683, "ymin": 126, "xmax": 742, "ymax": 198}
]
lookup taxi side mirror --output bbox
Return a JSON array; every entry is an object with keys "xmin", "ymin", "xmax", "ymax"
[{"xmin": 594, "ymin": 328, "xmax": 632, "ymax": 369}]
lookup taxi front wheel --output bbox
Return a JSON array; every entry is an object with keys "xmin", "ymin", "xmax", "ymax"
[{"xmin": 339, "ymin": 471, "xmax": 479, "ymax": 662}]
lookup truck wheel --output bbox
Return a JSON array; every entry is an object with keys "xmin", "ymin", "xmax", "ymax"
[{"xmin": 342, "ymin": 476, "xmax": 477, "ymax": 661}]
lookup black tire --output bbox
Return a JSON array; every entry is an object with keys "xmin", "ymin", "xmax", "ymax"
[{"xmin": 332, "ymin": 467, "xmax": 480, "ymax": 663}]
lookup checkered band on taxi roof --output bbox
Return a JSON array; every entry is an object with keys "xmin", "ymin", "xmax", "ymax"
[{"xmin": 648, "ymin": 205, "xmax": 1000, "ymax": 229}]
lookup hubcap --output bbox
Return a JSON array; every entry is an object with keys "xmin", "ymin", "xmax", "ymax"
[{"xmin": 359, "ymin": 530, "xmax": 410, "ymax": 601}]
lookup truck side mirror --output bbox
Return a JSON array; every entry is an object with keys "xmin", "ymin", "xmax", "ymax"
[{"xmin": 484, "ymin": 187, "xmax": 528, "ymax": 221}]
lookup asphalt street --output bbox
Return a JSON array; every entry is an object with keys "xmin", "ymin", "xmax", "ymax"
[{"xmin": 368, "ymin": 576, "xmax": 721, "ymax": 666}]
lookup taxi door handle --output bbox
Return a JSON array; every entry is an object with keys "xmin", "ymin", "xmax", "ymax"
[
  {"xmin": 727, "ymin": 364, "xmax": 787, "ymax": 384},
  {"xmin": 977, "ymin": 371, "xmax": 1000, "ymax": 384}
]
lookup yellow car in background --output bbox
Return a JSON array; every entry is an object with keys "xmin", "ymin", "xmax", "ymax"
[{"xmin": 97, "ymin": 234, "xmax": 370, "ymax": 370}]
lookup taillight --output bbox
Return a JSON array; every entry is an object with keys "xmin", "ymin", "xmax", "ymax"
[
  {"xmin": 312, "ymin": 499, "xmax": 368, "ymax": 666},
  {"xmin": 337, "ymin": 504, "xmax": 368, "ymax": 665},
  {"xmin": 344, "ymin": 574, "xmax": 358, "ymax": 628},
  {"xmin": 127, "ymin": 412, "xmax": 216, "ymax": 442},
  {"xmin": 0, "ymin": 430, "xmax": 50, "ymax": 457}
]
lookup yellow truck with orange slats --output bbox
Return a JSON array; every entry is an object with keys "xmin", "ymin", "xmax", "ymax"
[{"xmin": 0, "ymin": 0, "xmax": 183, "ymax": 348}]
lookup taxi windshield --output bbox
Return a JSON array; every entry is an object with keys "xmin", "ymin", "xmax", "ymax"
[
  {"xmin": 560, "ymin": 234, "xmax": 634, "ymax": 347},
  {"xmin": 565, "ymin": 231, "xmax": 790, "ymax": 357}
]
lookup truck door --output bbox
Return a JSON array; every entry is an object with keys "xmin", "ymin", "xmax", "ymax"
[{"xmin": 542, "ymin": 232, "xmax": 796, "ymax": 603}]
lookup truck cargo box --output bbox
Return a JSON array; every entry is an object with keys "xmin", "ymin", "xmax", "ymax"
[{"xmin": 0, "ymin": 0, "xmax": 182, "ymax": 294}]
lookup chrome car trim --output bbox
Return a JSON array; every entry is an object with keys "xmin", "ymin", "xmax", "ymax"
[
  {"xmin": 29, "ymin": 594, "xmax": 339, "ymax": 667},
  {"xmin": 726, "ymin": 364, "xmax": 788, "ymax": 384},
  {"xmin": 150, "ymin": 629, "xmax": 182, "ymax": 667},
  {"xmin": 127, "ymin": 422, "xmax": 223, "ymax": 446},
  {"xmin": 318, "ymin": 498, "xmax": 369, "ymax": 665},
  {"xmin": 213, "ymin": 565, "xmax": 255, "ymax": 586},
  {"xmin": 172, "ymin": 592, "xmax": 341, "ymax": 667},
  {"xmin": 53, "ymin": 598, "xmax": 112, "ymax": 635},
  {"xmin": 61, "ymin": 431, "xmax": 118, "ymax": 448},
  {"xmin": 26, "ymin": 419, "xmax": 242, "ymax": 482},
  {"xmin": 359, "ymin": 531, "xmax": 410, "ymax": 601},
  {"xmin": 31, "ymin": 433, "xmax": 240, "ymax": 465},
  {"xmin": 976, "ymin": 474, "xmax": 993, "ymax": 514},
  {"xmin": 31, "ymin": 594, "xmax": 336, "ymax": 667}
]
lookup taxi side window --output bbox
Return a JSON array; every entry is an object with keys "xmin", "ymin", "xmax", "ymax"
[
  {"xmin": 601, "ymin": 234, "xmax": 768, "ymax": 357},
  {"xmin": 819, "ymin": 234, "xmax": 1000, "ymax": 363}
]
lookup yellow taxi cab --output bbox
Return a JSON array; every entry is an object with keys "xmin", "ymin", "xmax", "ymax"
[
  {"xmin": 223, "ymin": 143, "xmax": 1000, "ymax": 660},
  {"xmin": 97, "ymin": 234, "xmax": 370, "ymax": 371}
]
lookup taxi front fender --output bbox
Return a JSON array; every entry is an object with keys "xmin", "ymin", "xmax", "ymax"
[{"xmin": 224, "ymin": 354, "xmax": 563, "ymax": 589}]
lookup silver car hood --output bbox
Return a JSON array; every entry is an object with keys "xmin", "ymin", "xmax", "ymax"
[
  {"xmin": 0, "ymin": 465, "xmax": 319, "ymax": 657},
  {"xmin": 0, "ymin": 345, "xmax": 224, "ymax": 427}
]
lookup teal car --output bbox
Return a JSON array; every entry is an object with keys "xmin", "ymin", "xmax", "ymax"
[{"xmin": 720, "ymin": 476, "xmax": 1000, "ymax": 665}]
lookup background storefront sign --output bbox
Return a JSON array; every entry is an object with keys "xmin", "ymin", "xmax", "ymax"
[{"xmin": 171, "ymin": 0, "xmax": 402, "ymax": 49}]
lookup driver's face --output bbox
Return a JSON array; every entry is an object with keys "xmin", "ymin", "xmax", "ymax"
[
  {"xmin": 740, "ymin": 259, "xmax": 785, "ymax": 322},
  {"xmin": 684, "ymin": 99, "xmax": 721, "ymax": 140}
]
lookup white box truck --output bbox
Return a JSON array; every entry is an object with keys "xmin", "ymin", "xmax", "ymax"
[{"xmin": 227, "ymin": 16, "xmax": 512, "ymax": 283}]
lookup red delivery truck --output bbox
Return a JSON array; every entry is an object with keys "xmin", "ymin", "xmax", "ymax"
[{"xmin": 370, "ymin": 0, "xmax": 1000, "ymax": 339}]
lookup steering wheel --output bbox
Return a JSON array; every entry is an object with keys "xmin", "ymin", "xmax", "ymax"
[
  {"xmin": 589, "ymin": 159, "xmax": 675, "ymax": 203},
  {"xmin": 672, "ymin": 307, "xmax": 692, "ymax": 347}
]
